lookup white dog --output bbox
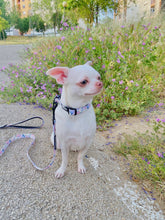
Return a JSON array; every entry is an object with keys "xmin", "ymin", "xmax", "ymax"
[{"xmin": 46, "ymin": 61, "xmax": 103, "ymax": 178}]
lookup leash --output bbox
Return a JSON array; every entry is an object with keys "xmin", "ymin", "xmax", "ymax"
[
  {"xmin": 0, "ymin": 133, "xmax": 56, "ymax": 171},
  {"xmin": 0, "ymin": 104, "xmax": 58, "ymax": 171},
  {"xmin": 0, "ymin": 95, "xmax": 91, "ymax": 171},
  {"xmin": 0, "ymin": 116, "xmax": 44, "ymax": 129}
]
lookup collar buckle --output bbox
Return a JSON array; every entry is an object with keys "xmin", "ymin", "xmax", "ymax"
[
  {"xmin": 56, "ymin": 95, "xmax": 90, "ymax": 116},
  {"xmin": 68, "ymin": 108, "xmax": 77, "ymax": 116},
  {"xmin": 61, "ymin": 104, "xmax": 77, "ymax": 116}
]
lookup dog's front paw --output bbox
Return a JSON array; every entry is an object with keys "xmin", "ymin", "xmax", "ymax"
[
  {"xmin": 55, "ymin": 167, "xmax": 65, "ymax": 178},
  {"xmin": 78, "ymin": 164, "xmax": 86, "ymax": 174}
]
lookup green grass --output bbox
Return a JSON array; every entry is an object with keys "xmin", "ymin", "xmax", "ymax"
[
  {"xmin": 114, "ymin": 119, "xmax": 165, "ymax": 201},
  {"xmin": 0, "ymin": 36, "xmax": 41, "ymax": 45}
]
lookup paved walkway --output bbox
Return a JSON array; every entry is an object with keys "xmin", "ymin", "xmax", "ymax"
[
  {"xmin": 0, "ymin": 44, "xmax": 29, "ymax": 86},
  {"xmin": 0, "ymin": 45, "xmax": 164, "ymax": 219},
  {"xmin": 0, "ymin": 45, "xmax": 28, "ymax": 69}
]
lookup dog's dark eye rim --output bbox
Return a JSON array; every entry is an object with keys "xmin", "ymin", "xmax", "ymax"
[{"xmin": 80, "ymin": 79, "xmax": 88, "ymax": 85}]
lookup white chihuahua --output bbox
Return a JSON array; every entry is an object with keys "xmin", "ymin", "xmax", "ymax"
[{"xmin": 46, "ymin": 61, "xmax": 103, "ymax": 178}]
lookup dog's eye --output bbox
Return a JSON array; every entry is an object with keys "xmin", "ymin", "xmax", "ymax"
[
  {"xmin": 98, "ymin": 76, "xmax": 101, "ymax": 80},
  {"xmin": 80, "ymin": 80, "xmax": 88, "ymax": 85}
]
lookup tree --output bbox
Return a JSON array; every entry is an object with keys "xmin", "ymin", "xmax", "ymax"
[
  {"xmin": 30, "ymin": 14, "xmax": 40, "ymax": 29},
  {"xmin": 0, "ymin": 0, "xmax": 8, "ymax": 20},
  {"xmin": 0, "ymin": 9, "xmax": 9, "ymax": 39},
  {"xmin": 35, "ymin": 18, "xmax": 45, "ymax": 34},
  {"xmin": 67, "ymin": 0, "xmax": 118, "ymax": 24},
  {"xmin": 161, "ymin": 0, "xmax": 165, "ymax": 10},
  {"xmin": 32, "ymin": 0, "xmax": 64, "ymax": 32},
  {"xmin": 30, "ymin": 14, "xmax": 46, "ymax": 34},
  {"xmin": 8, "ymin": 6, "xmax": 21, "ymax": 27},
  {"xmin": 15, "ymin": 17, "xmax": 29, "ymax": 35},
  {"xmin": 32, "ymin": 0, "xmax": 63, "ymax": 22},
  {"xmin": 50, "ymin": 11, "xmax": 62, "ymax": 32},
  {"xmin": 0, "ymin": 10, "xmax": 8, "ymax": 31},
  {"xmin": 114, "ymin": 0, "xmax": 136, "ymax": 21}
]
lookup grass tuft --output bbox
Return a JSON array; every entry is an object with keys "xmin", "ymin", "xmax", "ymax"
[{"xmin": 114, "ymin": 119, "xmax": 165, "ymax": 202}]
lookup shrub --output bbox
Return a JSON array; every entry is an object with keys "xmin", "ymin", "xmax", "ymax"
[{"xmin": 0, "ymin": 20, "xmax": 164, "ymax": 128}]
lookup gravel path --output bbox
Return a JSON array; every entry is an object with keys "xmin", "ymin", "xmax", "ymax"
[{"xmin": 0, "ymin": 44, "xmax": 164, "ymax": 220}]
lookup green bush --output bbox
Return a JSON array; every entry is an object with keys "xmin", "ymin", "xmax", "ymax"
[{"xmin": 0, "ymin": 20, "xmax": 164, "ymax": 128}]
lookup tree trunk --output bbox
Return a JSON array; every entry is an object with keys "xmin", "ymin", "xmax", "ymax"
[
  {"xmin": 123, "ymin": 0, "xmax": 127, "ymax": 22},
  {"xmin": 96, "ymin": 4, "xmax": 99, "ymax": 25},
  {"xmin": 89, "ymin": 2, "xmax": 94, "ymax": 24}
]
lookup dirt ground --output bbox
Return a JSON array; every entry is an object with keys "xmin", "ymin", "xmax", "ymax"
[{"xmin": 101, "ymin": 105, "xmax": 165, "ymax": 212}]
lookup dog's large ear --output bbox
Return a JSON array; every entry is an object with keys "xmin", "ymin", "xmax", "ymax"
[
  {"xmin": 46, "ymin": 67, "xmax": 69, "ymax": 84},
  {"xmin": 85, "ymin": 61, "xmax": 92, "ymax": 66}
]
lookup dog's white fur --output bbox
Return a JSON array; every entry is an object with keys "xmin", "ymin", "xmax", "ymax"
[{"xmin": 46, "ymin": 61, "xmax": 103, "ymax": 178}]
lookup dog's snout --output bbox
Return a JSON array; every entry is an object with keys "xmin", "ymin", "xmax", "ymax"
[{"xmin": 96, "ymin": 81, "xmax": 103, "ymax": 88}]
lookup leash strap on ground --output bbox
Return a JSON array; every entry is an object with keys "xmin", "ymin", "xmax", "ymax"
[
  {"xmin": 0, "ymin": 116, "xmax": 44, "ymax": 129},
  {"xmin": 0, "ymin": 97, "xmax": 59, "ymax": 171},
  {"xmin": 0, "ymin": 134, "xmax": 56, "ymax": 171},
  {"xmin": 0, "ymin": 115, "xmax": 57, "ymax": 171}
]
